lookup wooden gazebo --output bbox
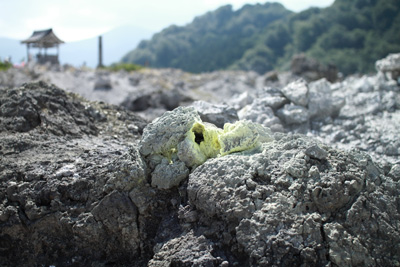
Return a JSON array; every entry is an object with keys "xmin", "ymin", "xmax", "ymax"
[{"xmin": 21, "ymin": 28, "xmax": 64, "ymax": 65}]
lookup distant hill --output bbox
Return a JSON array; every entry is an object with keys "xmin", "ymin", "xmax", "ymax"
[
  {"xmin": 122, "ymin": 3, "xmax": 292, "ymax": 73},
  {"xmin": 122, "ymin": 0, "xmax": 400, "ymax": 75},
  {"xmin": 0, "ymin": 25, "xmax": 154, "ymax": 68}
]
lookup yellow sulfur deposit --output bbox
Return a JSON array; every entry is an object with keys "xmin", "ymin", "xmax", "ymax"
[
  {"xmin": 177, "ymin": 121, "xmax": 221, "ymax": 167},
  {"xmin": 177, "ymin": 120, "xmax": 273, "ymax": 167},
  {"xmin": 191, "ymin": 121, "xmax": 222, "ymax": 158},
  {"xmin": 219, "ymin": 120, "xmax": 261, "ymax": 156}
]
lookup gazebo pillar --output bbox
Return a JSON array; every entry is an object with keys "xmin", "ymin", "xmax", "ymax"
[
  {"xmin": 26, "ymin": 43, "xmax": 30, "ymax": 62},
  {"xmin": 97, "ymin": 36, "xmax": 103, "ymax": 68}
]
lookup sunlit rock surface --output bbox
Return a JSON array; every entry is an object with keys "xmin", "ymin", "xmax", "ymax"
[{"xmin": 1, "ymin": 54, "xmax": 400, "ymax": 266}]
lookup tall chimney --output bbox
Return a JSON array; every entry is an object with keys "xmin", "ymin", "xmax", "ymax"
[{"xmin": 97, "ymin": 35, "xmax": 103, "ymax": 68}]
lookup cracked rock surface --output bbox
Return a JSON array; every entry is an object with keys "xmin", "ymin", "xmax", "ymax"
[
  {"xmin": 1, "ymin": 81, "xmax": 400, "ymax": 266},
  {"xmin": 188, "ymin": 134, "xmax": 400, "ymax": 266}
]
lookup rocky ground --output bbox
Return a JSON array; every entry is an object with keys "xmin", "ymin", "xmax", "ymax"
[
  {"xmin": 0, "ymin": 54, "xmax": 399, "ymax": 266},
  {"xmin": 1, "ymin": 54, "xmax": 399, "ymax": 165}
]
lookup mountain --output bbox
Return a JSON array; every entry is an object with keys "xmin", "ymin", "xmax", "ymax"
[
  {"xmin": 122, "ymin": 0, "xmax": 400, "ymax": 75},
  {"xmin": 122, "ymin": 3, "xmax": 292, "ymax": 73},
  {"xmin": 0, "ymin": 25, "xmax": 154, "ymax": 68}
]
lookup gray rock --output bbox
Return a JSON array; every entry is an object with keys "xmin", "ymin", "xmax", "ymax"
[
  {"xmin": 148, "ymin": 232, "xmax": 219, "ymax": 266},
  {"xmin": 308, "ymin": 78, "xmax": 334, "ymax": 120},
  {"xmin": 188, "ymin": 134, "xmax": 399, "ymax": 266},
  {"xmin": 264, "ymin": 70, "xmax": 279, "ymax": 83},
  {"xmin": 159, "ymin": 89, "xmax": 185, "ymax": 110},
  {"xmin": 122, "ymin": 94, "xmax": 152, "ymax": 111},
  {"xmin": 376, "ymin": 53, "xmax": 400, "ymax": 82},
  {"xmin": 388, "ymin": 164, "xmax": 400, "ymax": 181},
  {"xmin": 280, "ymin": 79, "xmax": 309, "ymax": 106},
  {"xmin": 330, "ymin": 93, "xmax": 346, "ymax": 118},
  {"xmin": 381, "ymin": 90, "xmax": 400, "ymax": 111},
  {"xmin": 140, "ymin": 106, "xmax": 273, "ymax": 169},
  {"xmin": 229, "ymin": 91, "xmax": 254, "ymax": 110},
  {"xmin": 0, "ymin": 82, "xmax": 150, "ymax": 266},
  {"xmin": 339, "ymin": 91, "xmax": 381, "ymax": 118},
  {"xmin": 0, "ymin": 81, "xmax": 99, "ymax": 135},
  {"xmin": 121, "ymin": 88, "xmax": 192, "ymax": 112},
  {"xmin": 139, "ymin": 106, "xmax": 200, "ymax": 156},
  {"xmin": 92, "ymin": 191, "xmax": 140, "ymax": 251},
  {"xmin": 151, "ymin": 160, "xmax": 189, "ymax": 189},
  {"xmin": 93, "ymin": 73, "xmax": 112, "ymax": 91},
  {"xmin": 352, "ymin": 75, "xmax": 376, "ymax": 92},
  {"xmin": 291, "ymin": 53, "xmax": 338, "ymax": 82},
  {"xmin": 277, "ymin": 104, "xmax": 309, "ymax": 125},
  {"xmin": 105, "ymin": 147, "xmax": 147, "ymax": 191},
  {"xmin": 191, "ymin": 100, "xmax": 239, "ymax": 128},
  {"xmin": 376, "ymin": 53, "xmax": 400, "ymax": 72},
  {"xmin": 305, "ymin": 144, "xmax": 328, "ymax": 160},
  {"xmin": 239, "ymin": 100, "xmax": 284, "ymax": 132},
  {"xmin": 324, "ymin": 222, "xmax": 374, "ymax": 266}
]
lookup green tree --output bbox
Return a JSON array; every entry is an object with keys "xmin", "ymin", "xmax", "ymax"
[{"xmin": 121, "ymin": 0, "xmax": 400, "ymax": 76}]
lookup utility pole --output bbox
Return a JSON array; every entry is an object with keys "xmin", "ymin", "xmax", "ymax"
[{"xmin": 97, "ymin": 35, "xmax": 103, "ymax": 68}]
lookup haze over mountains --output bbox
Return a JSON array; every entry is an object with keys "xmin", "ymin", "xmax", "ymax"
[{"xmin": 0, "ymin": 25, "xmax": 154, "ymax": 68}]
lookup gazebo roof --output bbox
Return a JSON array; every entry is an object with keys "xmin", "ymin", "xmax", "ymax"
[{"xmin": 21, "ymin": 28, "xmax": 64, "ymax": 48}]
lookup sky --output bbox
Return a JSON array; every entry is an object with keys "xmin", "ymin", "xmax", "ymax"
[{"xmin": 0, "ymin": 0, "xmax": 334, "ymax": 42}]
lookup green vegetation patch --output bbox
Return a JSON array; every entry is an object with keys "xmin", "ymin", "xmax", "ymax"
[
  {"xmin": 0, "ymin": 60, "xmax": 12, "ymax": 71},
  {"xmin": 105, "ymin": 63, "xmax": 143, "ymax": 72}
]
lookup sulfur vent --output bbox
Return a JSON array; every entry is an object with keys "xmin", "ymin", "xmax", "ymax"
[
  {"xmin": 139, "ymin": 106, "xmax": 274, "ymax": 188},
  {"xmin": 177, "ymin": 121, "xmax": 222, "ymax": 167},
  {"xmin": 178, "ymin": 120, "xmax": 273, "ymax": 167}
]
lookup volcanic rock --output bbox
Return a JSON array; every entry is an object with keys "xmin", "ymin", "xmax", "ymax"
[
  {"xmin": 376, "ymin": 53, "xmax": 400, "ymax": 83},
  {"xmin": 1, "ymin": 82, "xmax": 399, "ymax": 266},
  {"xmin": 191, "ymin": 100, "xmax": 239, "ymax": 128},
  {"xmin": 291, "ymin": 53, "xmax": 338, "ymax": 82}
]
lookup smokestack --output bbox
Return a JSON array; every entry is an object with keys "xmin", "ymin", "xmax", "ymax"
[{"xmin": 97, "ymin": 35, "xmax": 103, "ymax": 68}]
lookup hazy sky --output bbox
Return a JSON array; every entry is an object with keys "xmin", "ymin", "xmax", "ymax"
[{"xmin": 0, "ymin": 0, "xmax": 334, "ymax": 42}]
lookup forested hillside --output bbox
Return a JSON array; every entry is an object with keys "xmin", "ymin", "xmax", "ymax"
[{"xmin": 122, "ymin": 0, "xmax": 400, "ymax": 75}]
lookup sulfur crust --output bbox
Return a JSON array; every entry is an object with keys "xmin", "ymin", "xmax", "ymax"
[
  {"xmin": 186, "ymin": 121, "xmax": 221, "ymax": 157},
  {"xmin": 177, "ymin": 120, "xmax": 272, "ymax": 167},
  {"xmin": 219, "ymin": 121, "xmax": 260, "ymax": 156}
]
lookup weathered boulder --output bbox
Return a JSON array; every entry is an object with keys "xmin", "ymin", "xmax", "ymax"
[
  {"xmin": 376, "ymin": 53, "xmax": 400, "ymax": 82},
  {"xmin": 0, "ymin": 81, "xmax": 100, "ymax": 135},
  {"xmin": 239, "ymin": 100, "xmax": 284, "ymax": 132},
  {"xmin": 191, "ymin": 100, "xmax": 239, "ymax": 128},
  {"xmin": 229, "ymin": 91, "xmax": 254, "ymax": 110},
  {"xmin": 308, "ymin": 78, "xmax": 334, "ymax": 120},
  {"xmin": 280, "ymin": 78, "xmax": 308, "ymax": 107},
  {"xmin": 148, "ymin": 231, "xmax": 220, "ymax": 266},
  {"xmin": 93, "ymin": 71, "xmax": 112, "ymax": 91},
  {"xmin": 121, "ymin": 88, "xmax": 192, "ymax": 113},
  {"xmin": 0, "ymin": 82, "xmax": 151, "ymax": 266},
  {"xmin": 188, "ymin": 133, "xmax": 400, "ymax": 266},
  {"xmin": 291, "ymin": 53, "xmax": 338, "ymax": 83},
  {"xmin": 151, "ymin": 160, "xmax": 189, "ymax": 189},
  {"xmin": 139, "ymin": 106, "xmax": 273, "ymax": 174},
  {"xmin": 139, "ymin": 106, "xmax": 200, "ymax": 157},
  {"xmin": 276, "ymin": 104, "xmax": 309, "ymax": 125}
]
